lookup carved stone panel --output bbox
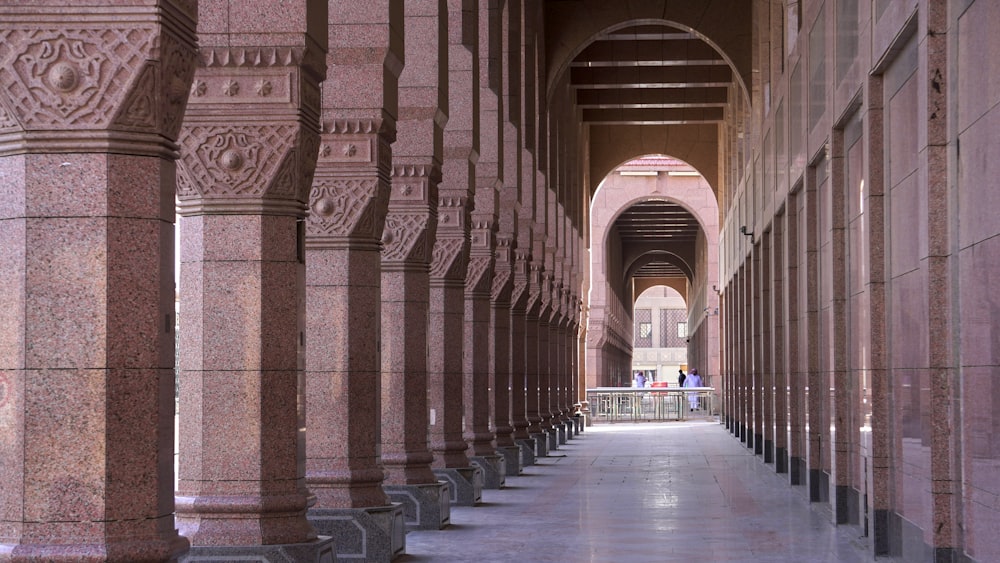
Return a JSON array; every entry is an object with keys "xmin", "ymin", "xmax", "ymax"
[
  {"xmin": 429, "ymin": 236, "xmax": 468, "ymax": 281},
  {"xmin": 465, "ymin": 254, "xmax": 493, "ymax": 295},
  {"xmin": 176, "ymin": 124, "xmax": 300, "ymax": 200},
  {"xmin": 381, "ymin": 211, "xmax": 431, "ymax": 264},
  {"xmin": 307, "ymin": 178, "xmax": 388, "ymax": 243},
  {"xmin": 0, "ymin": 27, "xmax": 154, "ymax": 128}
]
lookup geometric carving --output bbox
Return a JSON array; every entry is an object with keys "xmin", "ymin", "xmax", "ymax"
[
  {"xmin": 0, "ymin": 27, "xmax": 154, "ymax": 127},
  {"xmin": 307, "ymin": 178, "xmax": 388, "ymax": 241},
  {"xmin": 490, "ymin": 269, "xmax": 512, "ymax": 303},
  {"xmin": 156, "ymin": 31, "xmax": 198, "ymax": 139},
  {"xmin": 466, "ymin": 254, "xmax": 494, "ymax": 295},
  {"xmin": 116, "ymin": 63, "xmax": 157, "ymax": 130},
  {"xmin": 190, "ymin": 80, "xmax": 207, "ymax": 97},
  {"xmin": 176, "ymin": 124, "xmax": 298, "ymax": 199},
  {"xmin": 0, "ymin": 100, "xmax": 19, "ymax": 131},
  {"xmin": 429, "ymin": 236, "xmax": 468, "ymax": 280},
  {"xmin": 381, "ymin": 212, "xmax": 430, "ymax": 263},
  {"xmin": 437, "ymin": 195, "xmax": 467, "ymax": 229}
]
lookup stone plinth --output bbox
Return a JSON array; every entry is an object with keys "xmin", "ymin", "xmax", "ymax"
[
  {"xmin": 180, "ymin": 538, "xmax": 336, "ymax": 563},
  {"xmin": 516, "ymin": 438, "xmax": 538, "ymax": 466},
  {"xmin": 434, "ymin": 466, "xmax": 484, "ymax": 506},
  {"xmin": 383, "ymin": 482, "xmax": 451, "ymax": 531},
  {"xmin": 498, "ymin": 445, "xmax": 523, "ymax": 476},
  {"xmin": 547, "ymin": 428, "xmax": 559, "ymax": 451},
  {"xmin": 470, "ymin": 454, "xmax": 506, "ymax": 489},
  {"xmin": 308, "ymin": 504, "xmax": 405, "ymax": 562},
  {"xmin": 529, "ymin": 433, "xmax": 549, "ymax": 458}
]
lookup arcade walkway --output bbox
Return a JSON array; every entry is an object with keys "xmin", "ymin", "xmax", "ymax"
[{"xmin": 403, "ymin": 421, "xmax": 872, "ymax": 562}]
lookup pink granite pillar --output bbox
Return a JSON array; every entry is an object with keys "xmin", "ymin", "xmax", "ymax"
[
  {"xmin": 464, "ymin": 210, "xmax": 503, "ymax": 487},
  {"xmin": 509, "ymin": 250, "xmax": 537, "ymax": 463},
  {"xmin": 548, "ymin": 293, "xmax": 567, "ymax": 445},
  {"xmin": 462, "ymin": 0, "xmax": 507, "ymax": 487},
  {"xmin": 380, "ymin": 0, "xmax": 451, "ymax": 531},
  {"xmin": 174, "ymin": 2, "xmax": 333, "ymax": 559},
  {"xmin": 303, "ymin": 1, "xmax": 405, "ymax": 555},
  {"xmin": 427, "ymin": 196, "xmax": 480, "ymax": 495},
  {"xmin": 0, "ymin": 3, "xmax": 195, "ymax": 560},
  {"xmin": 536, "ymin": 274, "xmax": 558, "ymax": 452},
  {"xmin": 425, "ymin": 0, "xmax": 482, "ymax": 506},
  {"xmin": 523, "ymin": 264, "xmax": 547, "ymax": 456},
  {"xmin": 556, "ymin": 289, "xmax": 573, "ymax": 432},
  {"xmin": 490, "ymin": 236, "xmax": 520, "ymax": 471}
]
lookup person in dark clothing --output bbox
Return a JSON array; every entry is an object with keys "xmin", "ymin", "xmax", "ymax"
[{"xmin": 677, "ymin": 368, "xmax": 686, "ymax": 387}]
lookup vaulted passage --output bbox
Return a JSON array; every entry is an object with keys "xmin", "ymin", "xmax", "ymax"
[{"xmin": 1, "ymin": 1, "xmax": 998, "ymax": 562}]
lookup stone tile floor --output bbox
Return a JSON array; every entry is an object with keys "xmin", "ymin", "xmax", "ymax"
[{"xmin": 401, "ymin": 420, "xmax": 873, "ymax": 562}]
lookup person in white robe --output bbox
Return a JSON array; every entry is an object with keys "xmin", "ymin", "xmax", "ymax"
[{"xmin": 684, "ymin": 368, "xmax": 703, "ymax": 411}]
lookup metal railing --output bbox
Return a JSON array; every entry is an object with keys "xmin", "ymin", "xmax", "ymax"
[{"xmin": 585, "ymin": 387, "xmax": 715, "ymax": 423}]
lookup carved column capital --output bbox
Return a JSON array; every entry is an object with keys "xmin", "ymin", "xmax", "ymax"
[
  {"xmin": 465, "ymin": 212, "xmax": 496, "ymax": 296},
  {"xmin": 490, "ymin": 236, "xmax": 514, "ymax": 304},
  {"xmin": 307, "ymin": 178, "xmax": 390, "ymax": 250},
  {"xmin": 0, "ymin": 5, "xmax": 198, "ymax": 157},
  {"xmin": 383, "ymin": 164, "xmax": 440, "ymax": 270},
  {"xmin": 307, "ymin": 119, "xmax": 395, "ymax": 249},
  {"xmin": 510, "ymin": 249, "xmax": 532, "ymax": 310},
  {"xmin": 176, "ymin": 43, "xmax": 326, "ymax": 216}
]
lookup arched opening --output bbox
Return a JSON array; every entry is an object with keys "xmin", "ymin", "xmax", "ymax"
[
  {"xmin": 631, "ymin": 284, "xmax": 689, "ymax": 388},
  {"xmin": 586, "ymin": 155, "xmax": 719, "ymax": 390}
]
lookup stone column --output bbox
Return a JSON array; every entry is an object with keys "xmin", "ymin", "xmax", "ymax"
[
  {"xmin": 302, "ymin": 2, "xmax": 406, "ymax": 557},
  {"xmin": 464, "ymin": 212, "xmax": 504, "ymax": 489},
  {"xmin": 490, "ymin": 236, "xmax": 521, "ymax": 473},
  {"xmin": 428, "ymin": 195, "xmax": 482, "ymax": 505},
  {"xmin": 537, "ymin": 273, "xmax": 558, "ymax": 452},
  {"xmin": 425, "ymin": 0, "xmax": 483, "ymax": 506},
  {"xmin": 524, "ymin": 263, "xmax": 547, "ymax": 457},
  {"xmin": 555, "ymin": 288, "xmax": 573, "ymax": 442},
  {"xmin": 380, "ymin": 0, "xmax": 450, "ymax": 532},
  {"xmin": 509, "ymin": 250, "xmax": 537, "ymax": 463},
  {"xmin": 174, "ymin": 1, "xmax": 334, "ymax": 560},
  {"xmin": 0, "ymin": 3, "xmax": 195, "ymax": 560},
  {"xmin": 463, "ymin": 0, "xmax": 507, "ymax": 488},
  {"xmin": 379, "ymin": 165, "xmax": 447, "ymax": 530}
]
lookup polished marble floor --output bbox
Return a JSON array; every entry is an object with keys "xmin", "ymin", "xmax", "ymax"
[{"xmin": 402, "ymin": 420, "xmax": 873, "ymax": 562}]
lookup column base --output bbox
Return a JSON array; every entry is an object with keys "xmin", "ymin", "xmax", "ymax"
[
  {"xmin": 515, "ymin": 438, "xmax": 537, "ymax": 466},
  {"xmin": 575, "ymin": 414, "xmax": 585, "ymax": 432},
  {"xmin": 557, "ymin": 422, "xmax": 567, "ymax": 444},
  {"xmin": 754, "ymin": 433, "xmax": 764, "ymax": 455},
  {"xmin": 432, "ymin": 466, "xmax": 483, "ymax": 505},
  {"xmin": 763, "ymin": 438, "xmax": 774, "ymax": 463},
  {"xmin": 546, "ymin": 428, "xmax": 559, "ymax": 452},
  {"xmin": 1, "ymin": 533, "xmax": 189, "ymax": 562},
  {"xmin": 790, "ymin": 456, "xmax": 807, "ymax": 486},
  {"xmin": 498, "ymin": 445, "xmax": 522, "ymax": 475},
  {"xmin": 470, "ymin": 454, "xmax": 506, "ymax": 489},
  {"xmin": 775, "ymin": 446, "xmax": 788, "ymax": 473},
  {"xmin": 529, "ymin": 433, "xmax": 548, "ymax": 457},
  {"xmin": 383, "ymin": 482, "xmax": 451, "ymax": 531},
  {"xmin": 308, "ymin": 503, "xmax": 405, "ymax": 562},
  {"xmin": 809, "ymin": 468, "xmax": 830, "ymax": 503},
  {"xmin": 180, "ymin": 537, "xmax": 336, "ymax": 563}
]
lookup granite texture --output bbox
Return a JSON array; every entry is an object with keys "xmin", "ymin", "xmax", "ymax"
[
  {"xmin": 433, "ymin": 466, "xmax": 483, "ymax": 506},
  {"xmin": 383, "ymin": 482, "xmax": 451, "ymax": 531},
  {"xmin": 307, "ymin": 503, "xmax": 405, "ymax": 562}
]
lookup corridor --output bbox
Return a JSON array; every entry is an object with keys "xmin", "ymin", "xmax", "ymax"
[{"xmin": 403, "ymin": 421, "xmax": 871, "ymax": 562}]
